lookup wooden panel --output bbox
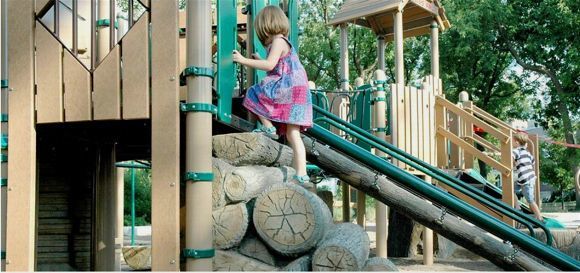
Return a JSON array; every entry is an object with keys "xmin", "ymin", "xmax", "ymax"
[
  {"xmin": 6, "ymin": 0, "xmax": 36, "ymax": 270},
  {"xmin": 122, "ymin": 14, "xmax": 150, "ymax": 119},
  {"xmin": 409, "ymin": 87, "xmax": 418, "ymax": 157},
  {"xmin": 429, "ymin": 90, "xmax": 435, "ymax": 165},
  {"xmin": 448, "ymin": 111, "xmax": 460, "ymax": 167},
  {"xmin": 151, "ymin": 1, "xmax": 181, "ymax": 270},
  {"xmin": 417, "ymin": 90, "xmax": 424, "ymax": 161},
  {"xmin": 438, "ymin": 183, "xmax": 503, "ymax": 221},
  {"xmin": 63, "ymin": 52, "xmax": 91, "ymax": 122},
  {"xmin": 35, "ymin": 23, "xmax": 64, "ymax": 123},
  {"xmin": 462, "ymin": 101, "xmax": 474, "ymax": 169},
  {"xmin": 500, "ymin": 131, "xmax": 514, "ymax": 227},
  {"xmin": 93, "ymin": 46, "xmax": 121, "ymax": 120}
]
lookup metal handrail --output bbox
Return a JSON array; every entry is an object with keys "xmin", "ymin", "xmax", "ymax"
[
  {"xmin": 306, "ymin": 114, "xmax": 579, "ymax": 270},
  {"xmin": 312, "ymin": 105, "xmax": 553, "ymax": 246}
]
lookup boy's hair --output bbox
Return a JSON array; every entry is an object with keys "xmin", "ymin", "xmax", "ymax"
[
  {"xmin": 513, "ymin": 132, "xmax": 529, "ymax": 146},
  {"xmin": 254, "ymin": 5, "xmax": 289, "ymax": 46}
]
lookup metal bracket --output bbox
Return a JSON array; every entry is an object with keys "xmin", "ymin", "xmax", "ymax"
[
  {"xmin": 371, "ymin": 127, "xmax": 387, "ymax": 133},
  {"xmin": 0, "ymin": 154, "xmax": 6, "ymax": 163},
  {"xmin": 180, "ymin": 103, "xmax": 218, "ymax": 115},
  {"xmin": 1, "ymin": 79, "xmax": 7, "ymax": 89},
  {"xmin": 503, "ymin": 242, "xmax": 519, "ymax": 263},
  {"xmin": 180, "ymin": 66, "xmax": 214, "ymax": 86},
  {"xmin": 1, "ymin": 114, "xmax": 7, "ymax": 122},
  {"xmin": 310, "ymin": 138, "xmax": 320, "ymax": 156},
  {"xmin": 183, "ymin": 172, "xmax": 214, "ymax": 182},
  {"xmin": 182, "ymin": 248, "xmax": 215, "ymax": 259},
  {"xmin": 374, "ymin": 80, "xmax": 386, "ymax": 85},
  {"xmin": 434, "ymin": 207, "xmax": 447, "ymax": 225},
  {"xmin": 0, "ymin": 178, "xmax": 6, "ymax": 187},
  {"xmin": 371, "ymin": 171, "xmax": 381, "ymax": 191},
  {"xmin": 371, "ymin": 97, "xmax": 386, "ymax": 102}
]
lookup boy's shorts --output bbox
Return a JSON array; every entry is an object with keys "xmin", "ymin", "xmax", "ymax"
[{"xmin": 516, "ymin": 182, "xmax": 535, "ymax": 204}]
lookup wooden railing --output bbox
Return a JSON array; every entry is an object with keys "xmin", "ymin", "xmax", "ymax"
[{"xmin": 435, "ymin": 95, "xmax": 543, "ymax": 225}]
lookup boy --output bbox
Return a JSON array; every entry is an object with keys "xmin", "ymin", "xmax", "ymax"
[{"xmin": 512, "ymin": 132, "xmax": 543, "ymax": 221}]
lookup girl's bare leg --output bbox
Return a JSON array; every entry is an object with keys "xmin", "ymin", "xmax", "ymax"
[
  {"xmin": 256, "ymin": 114, "xmax": 275, "ymax": 129},
  {"xmin": 286, "ymin": 125, "xmax": 307, "ymax": 176}
]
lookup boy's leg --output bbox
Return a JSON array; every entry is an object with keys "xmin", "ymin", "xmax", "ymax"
[
  {"xmin": 522, "ymin": 183, "xmax": 543, "ymax": 221},
  {"xmin": 286, "ymin": 125, "xmax": 307, "ymax": 177}
]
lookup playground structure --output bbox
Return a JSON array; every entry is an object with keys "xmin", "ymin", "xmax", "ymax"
[{"xmin": 0, "ymin": 0, "xmax": 578, "ymax": 272}]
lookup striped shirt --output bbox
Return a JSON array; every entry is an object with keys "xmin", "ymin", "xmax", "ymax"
[{"xmin": 512, "ymin": 146, "xmax": 536, "ymax": 185}]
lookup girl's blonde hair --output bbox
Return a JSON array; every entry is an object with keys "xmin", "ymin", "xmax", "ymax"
[
  {"xmin": 254, "ymin": 5, "xmax": 289, "ymax": 46},
  {"xmin": 513, "ymin": 132, "xmax": 529, "ymax": 146}
]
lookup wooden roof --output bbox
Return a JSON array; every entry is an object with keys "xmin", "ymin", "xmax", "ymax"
[{"xmin": 329, "ymin": 0, "xmax": 450, "ymax": 40}]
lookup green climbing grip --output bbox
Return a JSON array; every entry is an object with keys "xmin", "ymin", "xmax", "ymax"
[
  {"xmin": 1, "ymin": 114, "xmax": 7, "ymax": 122},
  {"xmin": 182, "ymin": 248, "xmax": 215, "ymax": 259},
  {"xmin": 0, "ymin": 154, "xmax": 7, "ymax": 163},
  {"xmin": 1, "ymin": 79, "xmax": 7, "ymax": 89},
  {"xmin": 1, "ymin": 134, "xmax": 7, "ymax": 150},
  {"xmin": 0, "ymin": 178, "xmax": 6, "ymax": 187},
  {"xmin": 96, "ymin": 19, "xmax": 119, "ymax": 29},
  {"xmin": 183, "ymin": 172, "xmax": 214, "ymax": 182}
]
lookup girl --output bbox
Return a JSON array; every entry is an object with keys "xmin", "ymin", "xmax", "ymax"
[{"xmin": 233, "ymin": 5, "xmax": 313, "ymax": 188}]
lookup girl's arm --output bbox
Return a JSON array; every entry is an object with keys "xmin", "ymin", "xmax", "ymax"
[{"xmin": 233, "ymin": 38, "xmax": 287, "ymax": 71}]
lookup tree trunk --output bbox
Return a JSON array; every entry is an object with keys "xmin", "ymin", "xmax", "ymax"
[
  {"xmin": 213, "ymin": 250, "xmax": 277, "ymax": 271},
  {"xmin": 387, "ymin": 212, "xmax": 417, "ymax": 257},
  {"xmin": 213, "ymin": 203, "xmax": 249, "ymax": 249},
  {"xmin": 312, "ymin": 223, "xmax": 370, "ymax": 271},
  {"xmin": 213, "ymin": 158, "xmax": 234, "ymax": 209},
  {"xmin": 238, "ymin": 236, "xmax": 277, "ymax": 266},
  {"xmin": 213, "ymin": 133, "xmax": 293, "ymax": 167},
  {"xmin": 253, "ymin": 183, "xmax": 333, "ymax": 256},
  {"xmin": 362, "ymin": 257, "xmax": 399, "ymax": 271},
  {"xmin": 282, "ymin": 255, "xmax": 312, "ymax": 271},
  {"xmin": 301, "ymin": 135, "xmax": 550, "ymax": 271},
  {"xmin": 224, "ymin": 165, "xmax": 295, "ymax": 202}
]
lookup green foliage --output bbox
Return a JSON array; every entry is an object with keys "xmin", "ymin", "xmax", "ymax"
[
  {"xmin": 540, "ymin": 140, "xmax": 577, "ymax": 198},
  {"xmin": 124, "ymin": 167, "xmax": 152, "ymax": 226}
]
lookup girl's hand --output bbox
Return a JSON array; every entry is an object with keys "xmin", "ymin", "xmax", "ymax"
[{"xmin": 233, "ymin": 50, "xmax": 245, "ymax": 64}]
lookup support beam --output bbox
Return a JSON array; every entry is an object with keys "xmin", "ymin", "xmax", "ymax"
[
  {"xmin": 95, "ymin": 145, "xmax": 117, "ymax": 271},
  {"xmin": 377, "ymin": 37, "xmax": 385, "ymax": 71},
  {"xmin": 6, "ymin": 0, "xmax": 36, "ymax": 270},
  {"xmin": 115, "ymin": 167, "xmax": 125, "ymax": 271},
  {"xmin": 0, "ymin": 0, "xmax": 7, "ymax": 269},
  {"xmin": 186, "ymin": 0, "xmax": 214, "ymax": 270},
  {"xmin": 151, "ymin": 0, "xmax": 180, "ymax": 270},
  {"xmin": 97, "ymin": 0, "xmax": 110, "ymax": 63},
  {"xmin": 394, "ymin": 10, "xmax": 404, "ymax": 84},
  {"xmin": 373, "ymin": 70, "xmax": 388, "ymax": 258},
  {"xmin": 339, "ymin": 23, "xmax": 350, "ymax": 223}
]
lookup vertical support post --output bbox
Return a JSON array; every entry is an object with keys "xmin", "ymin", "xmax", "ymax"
[
  {"xmin": 110, "ymin": 0, "xmax": 116, "ymax": 50},
  {"xmin": 97, "ymin": 0, "xmax": 111, "ymax": 63},
  {"xmin": 394, "ymin": 10, "xmax": 404, "ymax": 85},
  {"xmin": 373, "ymin": 70, "xmax": 388, "ymax": 258},
  {"xmin": 91, "ymin": 0, "xmax": 96, "ymax": 69},
  {"xmin": 463, "ymin": 101, "xmax": 474, "ymax": 169},
  {"xmin": 186, "ymin": 0, "xmax": 213, "ymax": 270},
  {"xmin": 72, "ymin": 0, "xmax": 78, "ymax": 55},
  {"xmin": 151, "ymin": 0, "xmax": 180, "ymax": 270},
  {"xmin": 55, "ymin": 0, "xmax": 60, "ymax": 36},
  {"xmin": 115, "ymin": 167, "xmax": 125, "ymax": 271},
  {"xmin": 501, "ymin": 131, "xmax": 515, "ymax": 226},
  {"xmin": 377, "ymin": 37, "xmax": 385, "ymax": 70},
  {"xmin": 0, "ymin": 0, "xmax": 7, "ymax": 269},
  {"xmin": 131, "ymin": 166, "xmax": 136, "ymax": 246},
  {"xmin": 422, "ymin": 21, "xmax": 440, "ymax": 266},
  {"xmin": 354, "ymin": 78, "xmax": 366, "ymax": 228},
  {"xmin": 529, "ymin": 134, "xmax": 541, "ymax": 207},
  {"xmin": 5, "ymin": 0, "xmax": 36, "ymax": 270},
  {"xmin": 128, "ymin": 0, "xmax": 134, "ymax": 27},
  {"xmin": 339, "ymin": 23, "xmax": 350, "ymax": 223}
]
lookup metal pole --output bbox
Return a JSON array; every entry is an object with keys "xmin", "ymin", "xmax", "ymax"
[
  {"xmin": 430, "ymin": 21, "xmax": 439, "ymax": 93},
  {"xmin": 97, "ymin": 0, "xmax": 110, "ymax": 63},
  {"xmin": 55, "ymin": 0, "xmax": 60, "ymax": 36},
  {"xmin": 128, "ymin": 0, "xmax": 133, "ymax": 27},
  {"xmin": 115, "ymin": 167, "xmax": 125, "ymax": 271},
  {"xmin": 91, "ymin": 0, "xmax": 96, "ymax": 69},
  {"xmin": 110, "ymin": 0, "xmax": 115, "ymax": 50},
  {"xmin": 186, "ymin": 0, "xmax": 213, "ymax": 270},
  {"xmin": 394, "ymin": 10, "xmax": 404, "ymax": 84},
  {"xmin": 72, "ymin": 0, "xmax": 78, "ymax": 55},
  {"xmin": 131, "ymin": 166, "xmax": 135, "ymax": 246},
  {"xmin": 377, "ymin": 37, "xmax": 385, "ymax": 71},
  {"xmin": 373, "ymin": 68, "xmax": 388, "ymax": 258}
]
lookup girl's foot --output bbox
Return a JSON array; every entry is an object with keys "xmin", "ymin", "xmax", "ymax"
[
  {"xmin": 292, "ymin": 175, "xmax": 315, "ymax": 190},
  {"xmin": 253, "ymin": 126, "xmax": 279, "ymax": 140}
]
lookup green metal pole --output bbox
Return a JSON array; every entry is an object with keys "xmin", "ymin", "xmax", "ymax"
[{"xmin": 131, "ymin": 166, "xmax": 135, "ymax": 246}]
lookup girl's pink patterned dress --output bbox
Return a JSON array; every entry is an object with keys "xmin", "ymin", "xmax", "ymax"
[{"xmin": 243, "ymin": 37, "xmax": 313, "ymax": 134}]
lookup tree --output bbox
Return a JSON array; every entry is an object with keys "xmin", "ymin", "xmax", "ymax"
[{"xmin": 124, "ymin": 168, "xmax": 152, "ymax": 226}]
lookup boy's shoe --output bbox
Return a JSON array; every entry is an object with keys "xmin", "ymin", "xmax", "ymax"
[
  {"xmin": 292, "ymin": 175, "xmax": 315, "ymax": 190},
  {"xmin": 253, "ymin": 126, "xmax": 279, "ymax": 140}
]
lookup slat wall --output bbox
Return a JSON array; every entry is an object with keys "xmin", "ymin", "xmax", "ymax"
[
  {"xmin": 34, "ymin": 11, "xmax": 151, "ymax": 123},
  {"xmin": 390, "ymin": 77, "xmax": 436, "ymax": 169},
  {"xmin": 35, "ymin": 23, "xmax": 64, "ymax": 123}
]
